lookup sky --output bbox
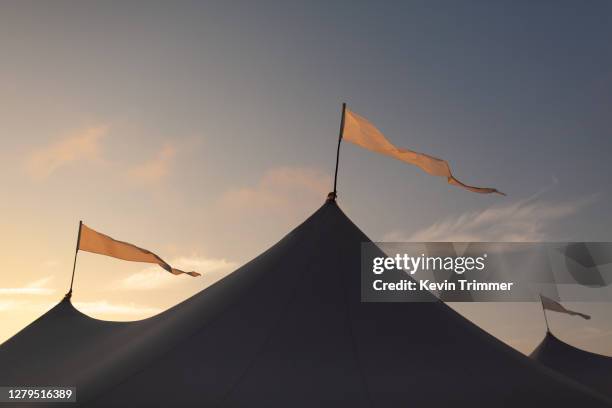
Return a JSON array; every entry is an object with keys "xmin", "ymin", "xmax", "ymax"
[{"xmin": 1, "ymin": 0, "xmax": 612, "ymax": 355}]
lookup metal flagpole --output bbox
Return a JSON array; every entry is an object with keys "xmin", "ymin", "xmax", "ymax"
[
  {"xmin": 539, "ymin": 294, "xmax": 550, "ymax": 333},
  {"xmin": 65, "ymin": 220, "xmax": 83, "ymax": 300},
  {"xmin": 331, "ymin": 102, "xmax": 347, "ymax": 200}
]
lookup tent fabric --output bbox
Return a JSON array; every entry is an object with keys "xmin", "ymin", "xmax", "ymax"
[
  {"xmin": 1, "ymin": 201, "xmax": 610, "ymax": 407},
  {"xmin": 531, "ymin": 331, "xmax": 612, "ymax": 399}
]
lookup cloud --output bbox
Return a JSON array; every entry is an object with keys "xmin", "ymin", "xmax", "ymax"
[
  {"xmin": 117, "ymin": 255, "xmax": 237, "ymax": 290},
  {"xmin": 72, "ymin": 301, "xmax": 161, "ymax": 316},
  {"xmin": 25, "ymin": 127, "xmax": 180, "ymax": 186},
  {"xmin": 42, "ymin": 259, "xmax": 60, "ymax": 269},
  {"xmin": 0, "ymin": 298, "xmax": 159, "ymax": 317},
  {"xmin": 25, "ymin": 126, "xmax": 108, "ymax": 179},
  {"xmin": 572, "ymin": 326, "xmax": 611, "ymax": 340},
  {"xmin": 386, "ymin": 195, "xmax": 595, "ymax": 242},
  {"xmin": 0, "ymin": 300, "xmax": 25, "ymax": 312},
  {"xmin": 219, "ymin": 166, "xmax": 331, "ymax": 213},
  {"xmin": 0, "ymin": 276, "xmax": 55, "ymax": 295},
  {"xmin": 127, "ymin": 145, "xmax": 176, "ymax": 185}
]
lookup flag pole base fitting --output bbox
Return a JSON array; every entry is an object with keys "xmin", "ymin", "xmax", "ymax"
[
  {"xmin": 326, "ymin": 191, "xmax": 337, "ymax": 202},
  {"xmin": 63, "ymin": 290, "xmax": 72, "ymax": 301}
]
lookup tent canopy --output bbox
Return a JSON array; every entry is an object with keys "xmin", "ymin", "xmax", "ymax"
[
  {"xmin": 1, "ymin": 201, "xmax": 610, "ymax": 407},
  {"xmin": 531, "ymin": 331, "xmax": 612, "ymax": 399}
]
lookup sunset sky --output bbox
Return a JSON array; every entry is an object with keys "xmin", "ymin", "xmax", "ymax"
[{"xmin": 1, "ymin": 1, "xmax": 612, "ymax": 355}]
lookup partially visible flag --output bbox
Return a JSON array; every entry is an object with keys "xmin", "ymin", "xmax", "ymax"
[
  {"xmin": 342, "ymin": 108, "xmax": 504, "ymax": 195},
  {"xmin": 540, "ymin": 294, "xmax": 590, "ymax": 320},
  {"xmin": 79, "ymin": 224, "xmax": 200, "ymax": 277}
]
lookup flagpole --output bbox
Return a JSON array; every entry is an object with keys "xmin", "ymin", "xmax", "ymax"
[
  {"xmin": 65, "ymin": 220, "xmax": 83, "ymax": 300},
  {"xmin": 332, "ymin": 102, "xmax": 347, "ymax": 199},
  {"xmin": 539, "ymin": 294, "xmax": 551, "ymax": 333}
]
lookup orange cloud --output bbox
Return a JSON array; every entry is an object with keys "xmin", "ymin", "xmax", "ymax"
[
  {"xmin": 219, "ymin": 166, "xmax": 331, "ymax": 213},
  {"xmin": 127, "ymin": 145, "xmax": 176, "ymax": 185},
  {"xmin": 0, "ymin": 276, "xmax": 55, "ymax": 295},
  {"xmin": 72, "ymin": 301, "xmax": 161, "ymax": 316},
  {"xmin": 25, "ymin": 126, "xmax": 108, "ymax": 180},
  {"xmin": 117, "ymin": 255, "xmax": 237, "ymax": 290}
]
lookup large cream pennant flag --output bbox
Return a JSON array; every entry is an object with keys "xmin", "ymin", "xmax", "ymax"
[
  {"xmin": 342, "ymin": 108, "xmax": 504, "ymax": 195},
  {"xmin": 79, "ymin": 224, "xmax": 200, "ymax": 277}
]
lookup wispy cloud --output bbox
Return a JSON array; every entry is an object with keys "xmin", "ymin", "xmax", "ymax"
[
  {"xmin": 25, "ymin": 126, "xmax": 108, "ymax": 180},
  {"xmin": 41, "ymin": 259, "xmax": 60, "ymax": 269},
  {"xmin": 0, "ymin": 299, "xmax": 159, "ymax": 317},
  {"xmin": 386, "ymin": 195, "xmax": 595, "ymax": 242},
  {"xmin": 570, "ymin": 326, "xmax": 612, "ymax": 341},
  {"xmin": 72, "ymin": 301, "xmax": 161, "ymax": 316},
  {"xmin": 117, "ymin": 255, "xmax": 237, "ymax": 290},
  {"xmin": 127, "ymin": 145, "xmax": 176, "ymax": 185},
  {"xmin": 219, "ymin": 166, "xmax": 331, "ymax": 213},
  {"xmin": 0, "ymin": 300, "xmax": 25, "ymax": 312},
  {"xmin": 0, "ymin": 276, "xmax": 55, "ymax": 295}
]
